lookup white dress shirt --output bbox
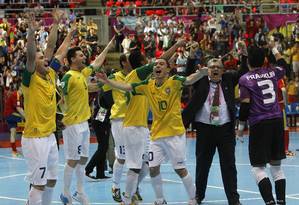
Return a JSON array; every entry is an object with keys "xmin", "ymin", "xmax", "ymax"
[{"xmin": 195, "ymin": 82, "xmax": 231, "ymax": 125}]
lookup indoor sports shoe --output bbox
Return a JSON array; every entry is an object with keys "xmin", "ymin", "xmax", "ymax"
[
  {"xmin": 85, "ymin": 173, "xmax": 100, "ymax": 182},
  {"xmin": 60, "ymin": 193, "xmax": 72, "ymax": 205},
  {"xmin": 112, "ymin": 187, "xmax": 122, "ymax": 202},
  {"xmin": 153, "ymin": 199, "xmax": 167, "ymax": 205},
  {"xmin": 133, "ymin": 188, "xmax": 143, "ymax": 201},
  {"xmin": 121, "ymin": 192, "xmax": 139, "ymax": 205},
  {"xmin": 72, "ymin": 191, "xmax": 89, "ymax": 205}
]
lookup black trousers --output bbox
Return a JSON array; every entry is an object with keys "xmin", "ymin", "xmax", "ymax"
[
  {"xmin": 195, "ymin": 122, "xmax": 240, "ymax": 205},
  {"xmin": 85, "ymin": 120, "xmax": 110, "ymax": 178},
  {"xmin": 115, "ymin": 34, "xmax": 124, "ymax": 53}
]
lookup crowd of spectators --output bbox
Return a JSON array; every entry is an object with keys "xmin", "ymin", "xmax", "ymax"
[
  {"xmin": 104, "ymin": 0, "xmax": 299, "ymax": 17},
  {"xmin": 1, "ymin": 7, "xmax": 299, "ymax": 122},
  {"xmin": 113, "ymin": 12, "xmax": 299, "ymax": 105},
  {"xmin": 0, "ymin": 0, "xmax": 85, "ymax": 8}
]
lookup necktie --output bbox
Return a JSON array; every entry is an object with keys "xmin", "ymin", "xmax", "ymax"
[{"xmin": 210, "ymin": 83, "xmax": 220, "ymax": 125}]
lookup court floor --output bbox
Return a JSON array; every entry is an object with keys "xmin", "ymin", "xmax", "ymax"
[{"xmin": 0, "ymin": 133, "xmax": 299, "ymax": 205}]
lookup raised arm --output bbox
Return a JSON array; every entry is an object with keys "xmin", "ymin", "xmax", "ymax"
[
  {"xmin": 44, "ymin": 9, "xmax": 64, "ymax": 60},
  {"xmin": 96, "ymin": 72, "xmax": 133, "ymax": 92},
  {"xmin": 160, "ymin": 39, "xmax": 187, "ymax": 60},
  {"xmin": 54, "ymin": 22, "xmax": 77, "ymax": 63},
  {"xmin": 269, "ymin": 38, "xmax": 287, "ymax": 69},
  {"xmin": 184, "ymin": 67, "xmax": 208, "ymax": 86},
  {"xmin": 90, "ymin": 36, "xmax": 115, "ymax": 70},
  {"xmin": 26, "ymin": 12, "xmax": 38, "ymax": 73}
]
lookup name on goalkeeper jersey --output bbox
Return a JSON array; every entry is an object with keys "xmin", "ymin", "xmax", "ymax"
[{"xmin": 246, "ymin": 71, "xmax": 275, "ymax": 80}]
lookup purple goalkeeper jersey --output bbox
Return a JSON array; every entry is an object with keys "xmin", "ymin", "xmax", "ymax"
[{"xmin": 239, "ymin": 66, "xmax": 285, "ymax": 126}]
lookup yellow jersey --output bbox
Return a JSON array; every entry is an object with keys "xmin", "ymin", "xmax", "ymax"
[
  {"xmin": 123, "ymin": 63, "xmax": 154, "ymax": 127},
  {"xmin": 103, "ymin": 71, "xmax": 128, "ymax": 120},
  {"xmin": 61, "ymin": 66, "xmax": 92, "ymax": 126},
  {"xmin": 22, "ymin": 68, "xmax": 56, "ymax": 138},
  {"xmin": 132, "ymin": 75, "xmax": 186, "ymax": 141},
  {"xmin": 291, "ymin": 47, "xmax": 299, "ymax": 62}
]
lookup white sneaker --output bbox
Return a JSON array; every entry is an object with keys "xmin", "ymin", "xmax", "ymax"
[
  {"xmin": 188, "ymin": 198, "xmax": 197, "ymax": 205},
  {"xmin": 72, "ymin": 191, "xmax": 89, "ymax": 205}
]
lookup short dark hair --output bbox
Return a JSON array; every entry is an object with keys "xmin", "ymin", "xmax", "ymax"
[
  {"xmin": 67, "ymin": 47, "xmax": 82, "ymax": 65},
  {"xmin": 128, "ymin": 50, "xmax": 143, "ymax": 69},
  {"xmin": 247, "ymin": 46, "xmax": 265, "ymax": 68}
]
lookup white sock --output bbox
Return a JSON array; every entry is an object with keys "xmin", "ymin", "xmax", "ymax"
[
  {"xmin": 151, "ymin": 174, "xmax": 164, "ymax": 200},
  {"xmin": 138, "ymin": 162, "xmax": 149, "ymax": 184},
  {"xmin": 124, "ymin": 170, "xmax": 139, "ymax": 203},
  {"xmin": 41, "ymin": 186, "xmax": 54, "ymax": 205},
  {"xmin": 75, "ymin": 164, "xmax": 85, "ymax": 194},
  {"xmin": 28, "ymin": 187, "xmax": 43, "ymax": 205},
  {"xmin": 181, "ymin": 173, "xmax": 196, "ymax": 199},
  {"xmin": 63, "ymin": 164, "xmax": 74, "ymax": 195},
  {"xmin": 112, "ymin": 160, "xmax": 124, "ymax": 189}
]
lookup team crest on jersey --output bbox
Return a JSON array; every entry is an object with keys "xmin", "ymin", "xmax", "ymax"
[{"xmin": 165, "ymin": 87, "xmax": 171, "ymax": 95}]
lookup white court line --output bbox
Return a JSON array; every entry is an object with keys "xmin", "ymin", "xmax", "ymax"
[
  {"xmin": 0, "ymin": 154, "xmax": 65, "ymax": 167},
  {"xmin": 0, "ymin": 173, "xmax": 28, "ymax": 180},
  {"xmin": 288, "ymin": 193, "xmax": 299, "ymax": 197},
  {"xmin": 1, "ymin": 154, "xmax": 299, "ymax": 168},
  {"xmin": 0, "ymin": 155, "xmax": 25, "ymax": 161},
  {"xmin": 163, "ymin": 178, "xmax": 299, "ymax": 200}
]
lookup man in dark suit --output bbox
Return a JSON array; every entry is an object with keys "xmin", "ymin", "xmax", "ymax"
[{"xmin": 182, "ymin": 52, "xmax": 248, "ymax": 205}]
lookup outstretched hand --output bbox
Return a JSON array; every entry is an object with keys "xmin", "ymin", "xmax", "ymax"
[
  {"xmin": 95, "ymin": 71, "xmax": 109, "ymax": 84},
  {"xmin": 237, "ymin": 40, "xmax": 247, "ymax": 56},
  {"xmin": 197, "ymin": 65, "xmax": 208, "ymax": 76},
  {"xmin": 26, "ymin": 12, "xmax": 40, "ymax": 32},
  {"xmin": 52, "ymin": 8, "xmax": 65, "ymax": 24},
  {"xmin": 176, "ymin": 39, "xmax": 188, "ymax": 47},
  {"xmin": 268, "ymin": 36, "xmax": 276, "ymax": 49}
]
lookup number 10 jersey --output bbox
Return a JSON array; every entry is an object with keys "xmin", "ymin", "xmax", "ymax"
[
  {"xmin": 131, "ymin": 75, "xmax": 186, "ymax": 141},
  {"xmin": 239, "ymin": 66, "xmax": 285, "ymax": 126}
]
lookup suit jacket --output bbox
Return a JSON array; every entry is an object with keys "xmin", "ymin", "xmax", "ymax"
[{"xmin": 182, "ymin": 55, "xmax": 248, "ymax": 129}]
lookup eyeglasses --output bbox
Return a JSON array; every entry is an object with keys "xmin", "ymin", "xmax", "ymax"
[{"xmin": 209, "ymin": 65, "xmax": 221, "ymax": 69}]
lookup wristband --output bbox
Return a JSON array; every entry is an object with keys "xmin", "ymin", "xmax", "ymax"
[{"xmin": 49, "ymin": 58, "xmax": 61, "ymax": 71}]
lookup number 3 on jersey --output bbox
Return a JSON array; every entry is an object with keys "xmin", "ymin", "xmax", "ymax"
[{"xmin": 257, "ymin": 80, "xmax": 276, "ymax": 104}]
